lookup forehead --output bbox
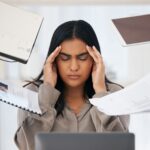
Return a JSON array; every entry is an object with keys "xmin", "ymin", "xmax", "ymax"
[{"xmin": 60, "ymin": 38, "xmax": 87, "ymax": 55}]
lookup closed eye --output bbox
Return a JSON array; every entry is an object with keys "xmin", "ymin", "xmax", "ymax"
[
  {"xmin": 58, "ymin": 53, "xmax": 89, "ymax": 61},
  {"xmin": 59, "ymin": 54, "xmax": 70, "ymax": 60},
  {"xmin": 78, "ymin": 54, "xmax": 89, "ymax": 60}
]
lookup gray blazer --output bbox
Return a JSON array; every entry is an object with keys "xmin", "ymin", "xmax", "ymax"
[{"xmin": 14, "ymin": 82, "xmax": 129, "ymax": 150}]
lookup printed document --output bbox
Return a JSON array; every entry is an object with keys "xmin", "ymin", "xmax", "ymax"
[{"xmin": 89, "ymin": 73, "xmax": 150, "ymax": 115}]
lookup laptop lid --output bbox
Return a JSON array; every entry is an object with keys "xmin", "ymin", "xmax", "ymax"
[
  {"xmin": 0, "ymin": 1, "xmax": 43, "ymax": 64},
  {"xmin": 35, "ymin": 133, "xmax": 135, "ymax": 150},
  {"xmin": 111, "ymin": 14, "xmax": 150, "ymax": 46}
]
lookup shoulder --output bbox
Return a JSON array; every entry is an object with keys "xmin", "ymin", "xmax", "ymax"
[
  {"xmin": 107, "ymin": 82, "xmax": 123, "ymax": 92},
  {"xmin": 23, "ymin": 81, "xmax": 42, "ymax": 92},
  {"xmin": 92, "ymin": 82, "xmax": 122, "ymax": 98}
]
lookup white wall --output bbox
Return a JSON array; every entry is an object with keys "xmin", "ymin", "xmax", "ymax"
[
  {"xmin": 2, "ymin": 0, "xmax": 150, "ymax": 5},
  {"xmin": 0, "ymin": 4, "xmax": 150, "ymax": 150},
  {"xmin": 0, "ymin": 103, "xmax": 18, "ymax": 150}
]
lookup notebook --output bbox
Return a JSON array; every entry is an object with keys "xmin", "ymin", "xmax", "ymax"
[
  {"xmin": 35, "ymin": 133, "xmax": 135, "ymax": 150},
  {"xmin": 0, "ymin": 81, "xmax": 42, "ymax": 115},
  {"xmin": 0, "ymin": 1, "xmax": 43, "ymax": 64},
  {"xmin": 112, "ymin": 14, "xmax": 150, "ymax": 46}
]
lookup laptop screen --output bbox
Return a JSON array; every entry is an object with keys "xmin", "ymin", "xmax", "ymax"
[{"xmin": 35, "ymin": 133, "xmax": 135, "ymax": 150}]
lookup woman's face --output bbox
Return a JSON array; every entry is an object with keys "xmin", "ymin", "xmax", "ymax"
[{"xmin": 56, "ymin": 38, "xmax": 93, "ymax": 88}]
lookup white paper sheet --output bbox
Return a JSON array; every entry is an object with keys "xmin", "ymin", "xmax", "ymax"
[{"xmin": 89, "ymin": 73, "xmax": 150, "ymax": 115}]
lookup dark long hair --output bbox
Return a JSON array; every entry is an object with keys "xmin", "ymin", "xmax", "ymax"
[{"xmin": 24, "ymin": 20, "xmax": 123, "ymax": 116}]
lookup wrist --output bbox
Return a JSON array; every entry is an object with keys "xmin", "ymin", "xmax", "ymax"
[
  {"xmin": 94, "ymin": 84, "xmax": 107, "ymax": 93},
  {"xmin": 44, "ymin": 81, "xmax": 55, "ymax": 88}
]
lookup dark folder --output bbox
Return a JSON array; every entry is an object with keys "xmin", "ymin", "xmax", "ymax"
[{"xmin": 112, "ymin": 14, "xmax": 150, "ymax": 45}]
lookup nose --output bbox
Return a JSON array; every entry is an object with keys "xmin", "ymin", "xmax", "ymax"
[{"xmin": 69, "ymin": 59, "xmax": 79, "ymax": 71}]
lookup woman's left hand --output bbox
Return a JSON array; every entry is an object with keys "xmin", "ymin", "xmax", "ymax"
[{"xmin": 86, "ymin": 45, "xmax": 107, "ymax": 93}]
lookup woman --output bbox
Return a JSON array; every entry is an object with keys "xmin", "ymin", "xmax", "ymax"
[{"xmin": 14, "ymin": 20, "xmax": 129, "ymax": 150}]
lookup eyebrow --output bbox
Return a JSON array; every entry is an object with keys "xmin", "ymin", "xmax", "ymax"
[{"xmin": 59, "ymin": 52, "xmax": 88, "ymax": 57}]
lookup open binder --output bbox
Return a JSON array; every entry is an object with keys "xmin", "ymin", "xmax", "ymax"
[
  {"xmin": 0, "ymin": 1, "xmax": 43, "ymax": 64},
  {"xmin": 0, "ymin": 81, "xmax": 42, "ymax": 115}
]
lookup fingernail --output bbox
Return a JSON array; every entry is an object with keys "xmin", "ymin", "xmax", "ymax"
[
  {"xmin": 57, "ymin": 46, "xmax": 59, "ymax": 49},
  {"xmin": 86, "ymin": 45, "xmax": 89, "ymax": 49}
]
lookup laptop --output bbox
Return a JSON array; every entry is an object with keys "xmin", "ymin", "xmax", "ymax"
[
  {"xmin": 35, "ymin": 133, "xmax": 135, "ymax": 150},
  {"xmin": 0, "ymin": 1, "xmax": 43, "ymax": 64},
  {"xmin": 111, "ymin": 14, "xmax": 150, "ymax": 46}
]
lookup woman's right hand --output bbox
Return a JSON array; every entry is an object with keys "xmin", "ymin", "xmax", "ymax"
[{"xmin": 44, "ymin": 46, "xmax": 61, "ymax": 87}]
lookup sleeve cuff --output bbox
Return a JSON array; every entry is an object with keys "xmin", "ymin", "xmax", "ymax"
[
  {"xmin": 38, "ymin": 83, "xmax": 61, "ymax": 110},
  {"xmin": 92, "ymin": 91, "xmax": 111, "ymax": 98}
]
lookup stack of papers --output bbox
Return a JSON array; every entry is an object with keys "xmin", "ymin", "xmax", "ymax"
[{"xmin": 89, "ymin": 73, "xmax": 150, "ymax": 116}]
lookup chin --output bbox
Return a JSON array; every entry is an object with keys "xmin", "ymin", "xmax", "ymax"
[{"xmin": 65, "ymin": 81, "xmax": 84, "ymax": 88}]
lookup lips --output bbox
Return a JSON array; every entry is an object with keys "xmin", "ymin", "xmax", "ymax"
[{"xmin": 68, "ymin": 75, "xmax": 80, "ymax": 79}]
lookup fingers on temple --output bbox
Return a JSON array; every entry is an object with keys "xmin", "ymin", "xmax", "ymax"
[
  {"xmin": 86, "ymin": 45, "xmax": 99, "ymax": 63},
  {"xmin": 92, "ymin": 46, "xmax": 103, "ymax": 63},
  {"xmin": 46, "ymin": 46, "xmax": 61, "ymax": 64}
]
